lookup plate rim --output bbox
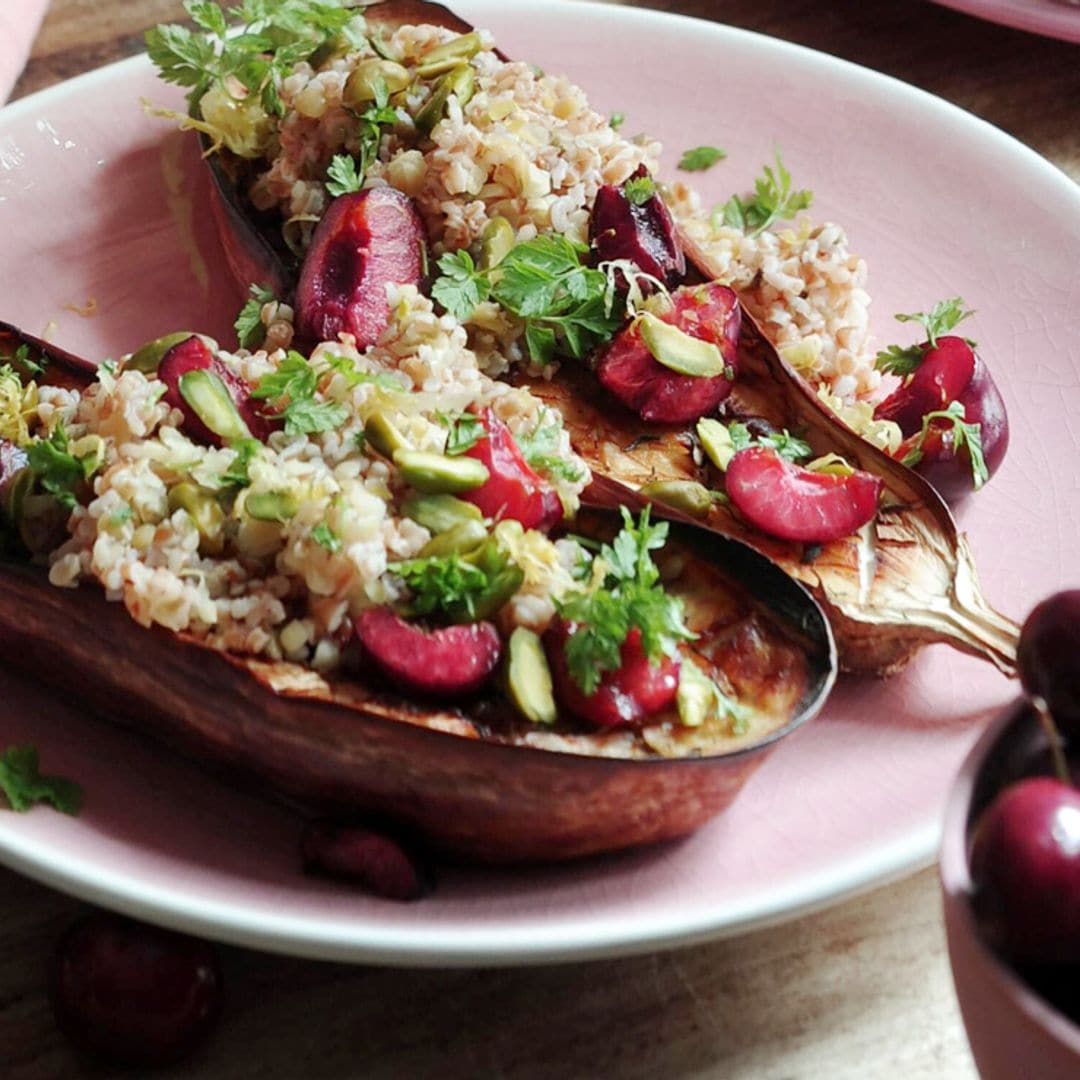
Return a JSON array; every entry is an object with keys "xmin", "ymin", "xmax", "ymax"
[{"xmin": 0, "ymin": 0, "xmax": 1074, "ymax": 965}]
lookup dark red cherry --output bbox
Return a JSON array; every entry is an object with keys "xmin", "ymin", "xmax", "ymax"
[
  {"xmin": 354, "ymin": 606, "xmax": 502, "ymax": 697},
  {"xmin": 595, "ymin": 282, "xmax": 740, "ymax": 424},
  {"xmin": 294, "ymin": 187, "xmax": 427, "ymax": 348},
  {"xmin": 970, "ymin": 777, "xmax": 1080, "ymax": 966},
  {"xmin": 1017, "ymin": 590, "xmax": 1080, "ymax": 738},
  {"xmin": 544, "ymin": 621, "xmax": 680, "ymax": 728},
  {"xmin": 462, "ymin": 408, "xmax": 563, "ymax": 530},
  {"xmin": 301, "ymin": 820, "xmax": 434, "ymax": 901},
  {"xmin": 49, "ymin": 911, "xmax": 222, "ymax": 1066},
  {"xmin": 724, "ymin": 446, "xmax": 882, "ymax": 544},
  {"xmin": 589, "ymin": 164, "xmax": 685, "ymax": 287}
]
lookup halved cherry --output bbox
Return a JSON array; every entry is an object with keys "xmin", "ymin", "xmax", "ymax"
[
  {"xmin": 462, "ymin": 408, "xmax": 563, "ymax": 530},
  {"xmin": 544, "ymin": 620, "xmax": 680, "ymax": 729},
  {"xmin": 595, "ymin": 282, "xmax": 740, "ymax": 424},
  {"xmin": 158, "ymin": 335, "xmax": 276, "ymax": 445},
  {"xmin": 874, "ymin": 335, "xmax": 976, "ymax": 437},
  {"xmin": 354, "ymin": 606, "xmax": 502, "ymax": 698},
  {"xmin": 295, "ymin": 187, "xmax": 427, "ymax": 348},
  {"xmin": 725, "ymin": 446, "xmax": 883, "ymax": 544},
  {"xmin": 589, "ymin": 164, "xmax": 686, "ymax": 287}
]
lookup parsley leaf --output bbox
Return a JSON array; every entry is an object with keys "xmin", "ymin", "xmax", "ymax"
[
  {"xmin": 390, "ymin": 554, "xmax": 492, "ymax": 620},
  {"xmin": 901, "ymin": 400, "xmax": 989, "ymax": 490},
  {"xmin": 894, "ymin": 296, "xmax": 975, "ymax": 348},
  {"xmin": 0, "ymin": 745, "xmax": 82, "ymax": 815},
  {"xmin": 431, "ymin": 250, "xmax": 491, "ymax": 321},
  {"xmin": 2, "ymin": 342, "xmax": 45, "ymax": 378},
  {"xmin": 515, "ymin": 417, "xmax": 585, "ymax": 483},
  {"xmin": 678, "ymin": 145, "xmax": 726, "ymax": 172},
  {"xmin": 326, "ymin": 153, "xmax": 363, "ymax": 198},
  {"xmin": 624, "ymin": 174, "xmax": 657, "ymax": 206},
  {"xmin": 727, "ymin": 422, "xmax": 813, "ymax": 463},
  {"xmin": 234, "ymin": 283, "xmax": 276, "ymax": 350},
  {"xmin": 874, "ymin": 343, "xmax": 925, "ymax": 377},
  {"xmin": 438, "ymin": 411, "xmax": 486, "ymax": 456},
  {"xmin": 721, "ymin": 153, "xmax": 812, "ymax": 237},
  {"xmin": 252, "ymin": 351, "xmax": 347, "ymax": 436},
  {"xmin": 556, "ymin": 507, "xmax": 695, "ymax": 695},
  {"xmin": 609, "ymin": 112, "xmax": 625, "ymax": 130},
  {"xmin": 26, "ymin": 424, "xmax": 99, "ymax": 509},
  {"xmin": 311, "ymin": 521, "xmax": 342, "ymax": 553}
]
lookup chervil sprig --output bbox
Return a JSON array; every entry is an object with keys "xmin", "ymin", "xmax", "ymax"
[
  {"xmin": 556, "ymin": 507, "xmax": 695, "ymax": 695},
  {"xmin": 251, "ymin": 351, "xmax": 347, "ymax": 436},
  {"xmin": 720, "ymin": 153, "xmax": 812, "ymax": 237},
  {"xmin": 902, "ymin": 400, "xmax": 989, "ymax": 490}
]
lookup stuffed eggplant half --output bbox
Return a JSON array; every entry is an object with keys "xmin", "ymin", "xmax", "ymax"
[
  {"xmin": 153, "ymin": 0, "xmax": 1018, "ymax": 678},
  {"xmin": 0, "ymin": 323, "xmax": 834, "ymax": 862}
]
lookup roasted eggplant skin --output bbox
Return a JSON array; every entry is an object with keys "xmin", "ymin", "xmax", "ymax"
[
  {"xmin": 192, "ymin": 0, "xmax": 1018, "ymax": 680},
  {"xmin": 0, "ymin": 323, "xmax": 835, "ymax": 863}
]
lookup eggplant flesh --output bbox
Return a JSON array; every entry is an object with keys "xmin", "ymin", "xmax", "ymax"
[
  {"xmin": 192, "ymin": 0, "xmax": 1018, "ymax": 679},
  {"xmin": 0, "ymin": 323, "xmax": 834, "ymax": 861}
]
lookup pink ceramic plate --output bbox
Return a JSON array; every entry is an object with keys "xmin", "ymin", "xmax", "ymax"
[
  {"xmin": 0, "ymin": 1, "xmax": 1076, "ymax": 966},
  {"xmin": 929, "ymin": 0, "xmax": 1080, "ymax": 42}
]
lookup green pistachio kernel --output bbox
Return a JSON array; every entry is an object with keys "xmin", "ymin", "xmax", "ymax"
[
  {"xmin": 507, "ymin": 627, "xmax": 557, "ymax": 725},
  {"xmin": 393, "ymin": 448, "xmax": 489, "ymax": 494},
  {"xmin": 637, "ymin": 312, "xmax": 727, "ymax": 378}
]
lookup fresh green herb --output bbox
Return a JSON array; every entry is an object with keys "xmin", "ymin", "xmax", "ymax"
[
  {"xmin": 219, "ymin": 437, "xmax": 262, "ymax": 488},
  {"xmin": 438, "ymin": 411, "xmax": 486, "ymax": 456},
  {"xmin": 6, "ymin": 343, "xmax": 44, "ymax": 377},
  {"xmin": 894, "ymin": 296, "xmax": 974, "ymax": 348},
  {"xmin": 515, "ymin": 417, "xmax": 586, "ymax": 483},
  {"xmin": 609, "ymin": 112, "xmax": 625, "ymax": 130},
  {"xmin": 0, "ymin": 745, "xmax": 82, "ymax": 815},
  {"xmin": 390, "ymin": 553, "xmax": 491, "ymax": 619},
  {"xmin": 234, "ymin": 283, "xmax": 276, "ymax": 350},
  {"xmin": 326, "ymin": 153, "xmax": 363, "ymax": 197},
  {"xmin": 901, "ymin": 400, "xmax": 988, "ymax": 490},
  {"xmin": 352, "ymin": 78, "xmax": 399, "ymax": 183},
  {"xmin": 556, "ymin": 507, "xmax": 695, "ymax": 695},
  {"xmin": 720, "ymin": 153, "xmax": 812, "ymax": 237},
  {"xmin": 727, "ymin": 422, "xmax": 813, "ymax": 463},
  {"xmin": 623, "ymin": 174, "xmax": 657, "ymax": 206},
  {"xmin": 678, "ymin": 145, "xmax": 726, "ymax": 172},
  {"xmin": 146, "ymin": 0, "xmax": 367, "ymax": 114},
  {"xmin": 431, "ymin": 250, "xmax": 492, "ymax": 322},
  {"xmin": 353, "ymin": 430, "xmax": 368, "ymax": 452},
  {"xmin": 875, "ymin": 297, "xmax": 976, "ymax": 375},
  {"xmin": 99, "ymin": 359, "xmax": 118, "ymax": 376},
  {"xmin": 26, "ymin": 424, "xmax": 99, "ymax": 509},
  {"xmin": 311, "ymin": 521, "xmax": 342, "ymax": 553},
  {"xmin": 433, "ymin": 236, "xmax": 624, "ymax": 364},
  {"xmin": 252, "ymin": 351, "xmax": 346, "ymax": 437},
  {"xmin": 105, "ymin": 505, "xmax": 134, "ymax": 529}
]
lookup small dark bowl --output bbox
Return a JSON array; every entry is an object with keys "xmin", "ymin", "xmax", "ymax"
[{"xmin": 940, "ymin": 699, "xmax": 1080, "ymax": 1079}]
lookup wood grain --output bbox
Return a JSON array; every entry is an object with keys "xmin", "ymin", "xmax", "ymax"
[{"xmin": 6, "ymin": 0, "xmax": 1077, "ymax": 1074}]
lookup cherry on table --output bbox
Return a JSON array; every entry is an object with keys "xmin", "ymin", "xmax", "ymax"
[{"xmin": 49, "ymin": 910, "xmax": 223, "ymax": 1067}]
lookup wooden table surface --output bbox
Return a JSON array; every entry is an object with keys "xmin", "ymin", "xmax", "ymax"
[{"xmin": 4, "ymin": 1, "xmax": 1078, "ymax": 1076}]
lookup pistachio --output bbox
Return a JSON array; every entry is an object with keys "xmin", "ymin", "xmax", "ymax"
[
  {"xmin": 697, "ymin": 418, "xmax": 735, "ymax": 472},
  {"xmin": 178, "ymin": 369, "xmax": 252, "ymax": 443},
  {"xmin": 69, "ymin": 435, "xmax": 106, "ymax": 478},
  {"xmin": 637, "ymin": 312, "xmax": 728, "ymax": 378},
  {"xmin": 364, "ymin": 413, "xmax": 410, "ymax": 459},
  {"xmin": 125, "ymin": 332, "xmax": 218, "ymax": 375},
  {"xmin": 245, "ymin": 490, "xmax": 299, "ymax": 523},
  {"xmin": 393, "ymin": 448, "xmax": 489, "ymax": 494},
  {"xmin": 402, "ymin": 492, "xmax": 484, "ymax": 533},
  {"xmin": 478, "ymin": 216, "xmax": 514, "ymax": 270},
  {"xmin": 343, "ymin": 58, "xmax": 411, "ymax": 108},
  {"xmin": 676, "ymin": 662, "xmax": 715, "ymax": 729},
  {"xmin": 452, "ymin": 539, "xmax": 524, "ymax": 621},
  {"xmin": 639, "ymin": 479, "xmax": 714, "ymax": 519},
  {"xmin": 168, "ymin": 482, "xmax": 225, "ymax": 555},
  {"xmin": 417, "ymin": 518, "xmax": 488, "ymax": 558},
  {"xmin": 414, "ymin": 32, "xmax": 482, "ymax": 78},
  {"xmin": 507, "ymin": 627, "xmax": 557, "ymax": 725},
  {"xmin": 414, "ymin": 64, "xmax": 475, "ymax": 135}
]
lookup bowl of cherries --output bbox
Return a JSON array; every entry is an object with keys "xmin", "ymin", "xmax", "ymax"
[{"xmin": 940, "ymin": 590, "xmax": 1080, "ymax": 1080}]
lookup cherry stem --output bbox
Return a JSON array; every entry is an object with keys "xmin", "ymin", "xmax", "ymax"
[{"xmin": 1033, "ymin": 695, "xmax": 1070, "ymax": 784}]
